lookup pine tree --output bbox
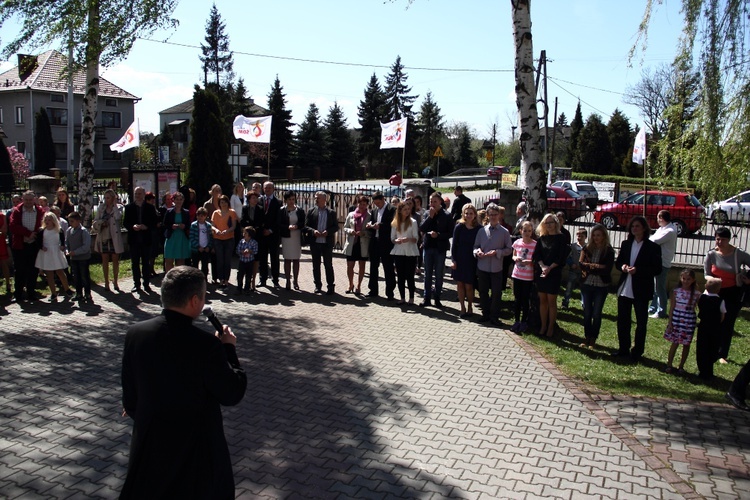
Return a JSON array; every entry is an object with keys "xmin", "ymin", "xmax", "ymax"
[
  {"xmin": 34, "ymin": 107, "xmax": 55, "ymax": 173},
  {"xmin": 325, "ymin": 102, "xmax": 356, "ymax": 179},
  {"xmin": 296, "ymin": 104, "xmax": 325, "ymax": 172},
  {"xmin": 199, "ymin": 3, "xmax": 233, "ymax": 88},
  {"xmin": 566, "ymin": 102, "xmax": 584, "ymax": 168},
  {"xmin": 266, "ymin": 76, "xmax": 295, "ymax": 172},
  {"xmin": 357, "ymin": 73, "xmax": 386, "ymax": 173},
  {"xmin": 186, "ymin": 85, "xmax": 232, "ymax": 204},
  {"xmin": 575, "ymin": 114, "xmax": 612, "ymax": 174},
  {"xmin": 416, "ymin": 91, "xmax": 444, "ymax": 168},
  {"xmin": 383, "ymin": 56, "xmax": 419, "ymax": 168},
  {"xmin": 606, "ymin": 109, "xmax": 632, "ymax": 176}
]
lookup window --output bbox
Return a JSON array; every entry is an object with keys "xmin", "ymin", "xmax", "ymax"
[
  {"xmin": 16, "ymin": 142, "xmax": 26, "ymax": 154},
  {"xmin": 54, "ymin": 143, "xmax": 67, "ymax": 160},
  {"xmin": 0, "ymin": 107, "xmax": 3, "ymax": 124},
  {"xmin": 47, "ymin": 108, "xmax": 67, "ymax": 126},
  {"xmin": 102, "ymin": 145, "xmax": 120, "ymax": 160},
  {"xmin": 105, "ymin": 98, "xmax": 117, "ymax": 107},
  {"xmin": 50, "ymin": 94, "xmax": 64, "ymax": 103},
  {"xmin": 15, "ymin": 106, "xmax": 23, "ymax": 124},
  {"xmin": 101, "ymin": 111, "xmax": 121, "ymax": 128}
]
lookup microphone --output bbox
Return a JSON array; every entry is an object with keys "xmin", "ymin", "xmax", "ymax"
[{"xmin": 202, "ymin": 306, "xmax": 224, "ymax": 335}]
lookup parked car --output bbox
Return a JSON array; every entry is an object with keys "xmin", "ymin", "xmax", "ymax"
[
  {"xmin": 551, "ymin": 180, "xmax": 599, "ymax": 209},
  {"xmin": 487, "ymin": 166, "xmax": 509, "ymax": 177},
  {"xmin": 593, "ymin": 190, "xmax": 704, "ymax": 236},
  {"xmin": 484, "ymin": 185, "xmax": 588, "ymax": 221},
  {"xmin": 706, "ymin": 190, "xmax": 750, "ymax": 224}
]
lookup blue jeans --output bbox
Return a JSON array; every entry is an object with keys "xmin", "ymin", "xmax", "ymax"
[
  {"xmin": 422, "ymin": 247, "xmax": 446, "ymax": 300},
  {"xmin": 649, "ymin": 266, "xmax": 669, "ymax": 315},
  {"xmin": 580, "ymin": 284, "xmax": 608, "ymax": 342}
]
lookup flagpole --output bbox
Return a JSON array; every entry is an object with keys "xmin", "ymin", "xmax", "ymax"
[
  {"xmin": 643, "ymin": 156, "xmax": 647, "ymax": 217},
  {"xmin": 267, "ymin": 143, "xmax": 270, "ymax": 179},
  {"xmin": 400, "ymin": 147, "xmax": 405, "ymax": 180}
]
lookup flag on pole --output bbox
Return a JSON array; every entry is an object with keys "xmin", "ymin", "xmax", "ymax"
[
  {"xmin": 233, "ymin": 115, "xmax": 272, "ymax": 143},
  {"xmin": 110, "ymin": 120, "xmax": 139, "ymax": 153},
  {"xmin": 632, "ymin": 127, "xmax": 646, "ymax": 165},
  {"xmin": 380, "ymin": 118, "xmax": 407, "ymax": 149}
]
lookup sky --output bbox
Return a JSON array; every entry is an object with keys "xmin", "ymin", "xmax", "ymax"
[{"xmin": 1, "ymin": 0, "xmax": 686, "ymax": 141}]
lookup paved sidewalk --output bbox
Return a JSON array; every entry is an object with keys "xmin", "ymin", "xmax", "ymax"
[{"xmin": 0, "ymin": 255, "xmax": 749, "ymax": 498}]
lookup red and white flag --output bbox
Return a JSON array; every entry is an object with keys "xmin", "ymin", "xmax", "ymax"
[
  {"xmin": 380, "ymin": 118, "xmax": 407, "ymax": 149},
  {"xmin": 233, "ymin": 115, "xmax": 272, "ymax": 143},
  {"xmin": 110, "ymin": 121, "xmax": 139, "ymax": 153},
  {"xmin": 632, "ymin": 127, "xmax": 646, "ymax": 165}
]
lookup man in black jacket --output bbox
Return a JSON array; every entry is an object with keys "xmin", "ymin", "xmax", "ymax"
[
  {"xmin": 365, "ymin": 192, "xmax": 397, "ymax": 300},
  {"xmin": 258, "ymin": 181, "xmax": 281, "ymax": 287},
  {"xmin": 450, "ymin": 186, "xmax": 471, "ymax": 222},
  {"xmin": 305, "ymin": 191, "xmax": 339, "ymax": 294},
  {"xmin": 420, "ymin": 192, "xmax": 454, "ymax": 308},
  {"xmin": 614, "ymin": 216, "xmax": 662, "ymax": 362},
  {"xmin": 123, "ymin": 186, "xmax": 159, "ymax": 293},
  {"xmin": 120, "ymin": 266, "xmax": 247, "ymax": 499}
]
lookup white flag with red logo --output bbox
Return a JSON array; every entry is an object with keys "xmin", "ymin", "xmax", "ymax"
[
  {"xmin": 110, "ymin": 121, "xmax": 139, "ymax": 152},
  {"xmin": 632, "ymin": 126, "xmax": 646, "ymax": 165},
  {"xmin": 380, "ymin": 118, "xmax": 407, "ymax": 149},
  {"xmin": 233, "ymin": 115, "xmax": 272, "ymax": 143}
]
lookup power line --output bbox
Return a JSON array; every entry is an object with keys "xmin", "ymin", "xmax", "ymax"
[
  {"xmin": 139, "ymin": 37, "xmax": 514, "ymax": 73},
  {"xmin": 548, "ymin": 75, "xmax": 625, "ymax": 96},
  {"xmin": 547, "ymin": 78, "xmax": 609, "ymax": 116}
]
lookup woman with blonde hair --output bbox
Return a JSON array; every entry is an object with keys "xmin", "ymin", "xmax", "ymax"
[
  {"xmin": 35, "ymin": 212, "xmax": 72, "ymax": 300},
  {"xmin": 451, "ymin": 203, "xmax": 481, "ymax": 317},
  {"xmin": 533, "ymin": 213, "xmax": 569, "ymax": 337},
  {"xmin": 93, "ymin": 189, "xmax": 124, "ymax": 292},
  {"xmin": 390, "ymin": 198, "xmax": 420, "ymax": 305}
]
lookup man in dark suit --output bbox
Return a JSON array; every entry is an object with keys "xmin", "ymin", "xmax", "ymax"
[
  {"xmin": 305, "ymin": 191, "xmax": 339, "ymax": 294},
  {"xmin": 120, "ymin": 266, "xmax": 247, "ymax": 499},
  {"xmin": 614, "ymin": 216, "xmax": 662, "ymax": 362},
  {"xmin": 258, "ymin": 181, "xmax": 281, "ymax": 287},
  {"xmin": 365, "ymin": 191, "xmax": 396, "ymax": 300},
  {"xmin": 123, "ymin": 186, "xmax": 159, "ymax": 293}
]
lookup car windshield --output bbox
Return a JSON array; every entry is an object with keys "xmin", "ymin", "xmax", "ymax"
[
  {"xmin": 688, "ymin": 195, "xmax": 702, "ymax": 207},
  {"xmin": 625, "ymin": 193, "xmax": 645, "ymax": 204},
  {"xmin": 577, "ymin": 185, "xmax": 597, "ymax": 195},
  {"xmin": 565, "ymin": 189, "xmax": 581, "ymax": 198}
]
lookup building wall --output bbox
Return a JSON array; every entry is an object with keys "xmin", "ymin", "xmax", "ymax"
[{"xmin": 0, "ymin": 89, "xmax": 136, "ymax": 175}]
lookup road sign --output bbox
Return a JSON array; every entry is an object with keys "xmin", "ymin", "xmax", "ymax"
[
  {"xmin": 433, "ymin": 146, "xmax": 443, "ymax": 158},
  {"xmin": 485, "ymin": 151, "xmax": 492, "ymax": 161}
]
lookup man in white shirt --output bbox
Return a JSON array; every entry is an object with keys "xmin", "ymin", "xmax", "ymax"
[{"xmin": 649, "ymin": 210, "xmax": 678, "ymax": 319}]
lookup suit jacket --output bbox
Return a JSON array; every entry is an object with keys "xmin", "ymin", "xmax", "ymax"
[
  {"xmin": 367, "ymin": 204, "xmax": 396, "ymax": 250},
  {"xmin": 123, "ymin": 201, "xmax": 159, "ymax": 245},
  {"xmin": 162, "ymin": 207, "xmax": 190, "ymax": 240},
  {"xmin": 240, "ymin": 204, "xmax": 264, "ymax": 235},
  {"xmin": 277, "ymin": 206, "xmax": 306, "ymax": 239},
  {"xmin": 260, "ymin": 194, "xmax": 281, "ymax": 241},
  {"xmin": 8, "ymin": 204, "xmax": 44, "ymax": 250},
  {"xmin": 121, "ymin": 309, "xmax": 247, "ymax": 499},
  {"xmin": 615, "ymin": 238, "xmax": 662, "ymax": 299},
  {"xmin": 305, "ymin": 205, "xmax": 338, "ymax": 246}
]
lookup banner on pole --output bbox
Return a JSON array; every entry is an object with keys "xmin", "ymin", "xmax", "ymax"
[
  {"xmin": 380, "ymin": 118, "xmax": 407, "ymax": 149},
  {"xmin": 233, "ymin": 115, "xmax": 272, "ymax": 143},
  {"xmin": 110, "ymin": 121, "xmax": 139, "ymax": 153},
  {"xmin": 632, "ymin": 127, "xmax": 646, "ymax": 165}
]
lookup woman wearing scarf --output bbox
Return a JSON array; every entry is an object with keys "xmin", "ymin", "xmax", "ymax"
[{"xmin": 343, "ymin": 196, "xmax": 371, "ymax": 295}]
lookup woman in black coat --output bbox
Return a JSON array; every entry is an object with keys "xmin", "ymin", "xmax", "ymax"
[{"xmin": 614, "ymin": 216, "xmax": 662, "ymax": 362}]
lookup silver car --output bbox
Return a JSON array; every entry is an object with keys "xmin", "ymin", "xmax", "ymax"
[
  {"xmin": 707, "ymin": 190, "xmax": 750, "ymax": 224},
  {"xmin": 551, "ymin": 180, "xmax": 599, "ymax": 209}
]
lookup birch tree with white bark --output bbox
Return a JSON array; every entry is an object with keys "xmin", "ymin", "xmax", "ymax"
[{"xmin": 0, "ymin": 0, "xmax": 179, "ymax": 224}]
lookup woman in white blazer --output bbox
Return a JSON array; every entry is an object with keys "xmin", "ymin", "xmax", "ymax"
[{"xmin": 390, "ymin": 198, "xmax": 420, "ymax": 305}]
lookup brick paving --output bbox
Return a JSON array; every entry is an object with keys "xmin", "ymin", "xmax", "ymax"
[{"xmin": 0, "ymin": 254, "xmax": 749, "ymax": 498}]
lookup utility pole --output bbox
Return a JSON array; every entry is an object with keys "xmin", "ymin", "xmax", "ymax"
[{"xmin": 535, "ymin": 50, "xmax": 550, "ymax": 181}]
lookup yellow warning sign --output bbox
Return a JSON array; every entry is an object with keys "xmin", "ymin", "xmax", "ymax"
[
  {"xmin": 433, "ymin": 146, "xmax": 443, "ymax": 158},
  {"xmin": 485, "ymin": 151, "xmax": 493, "ymax": 161}
]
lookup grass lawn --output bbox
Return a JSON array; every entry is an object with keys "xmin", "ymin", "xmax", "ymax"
[{"xmin": 505, "ymin": 287, "xmax": 750, "ymax": 404}]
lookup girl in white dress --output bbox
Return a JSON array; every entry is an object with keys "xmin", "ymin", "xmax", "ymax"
[{"xmin": 35, "ymin": 212, "xmax": 72, "ymax": 301}]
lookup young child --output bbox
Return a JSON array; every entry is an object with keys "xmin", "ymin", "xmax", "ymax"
[
  {"xmin": 510, "ymin": 221, "xmax": 537, "ymax": 333},
  {"xmin": 562, "ymin": 228, "xmax": 586, "ymax": 309},
  {"xmin": 65, "ymin": 212, "xmax": 92, "ymax": 302},
  {"xmin": 236, "ymin": 226, "xmax": 258, "ymax": 295},
  {"xmin": 664, "ymin": 269, "xmax": 701, "ymax": 374},
  {"xmin": 696, "ymin": 276, "xmax": 726, "ymax": 380},
  {"xmin": 189, "ymin": 207, "xmax": 214, "ymax": 280},
  {"xmin": 37, "ymin": 195, "xmax": 50, "ymax": 213},
  {"xmin": 34, "ymin": 212, "xmax": 72, "ymax": 301}
]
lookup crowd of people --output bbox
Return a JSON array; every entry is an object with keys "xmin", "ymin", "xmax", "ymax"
[{"xmin": 2, "ymin": 183, "xmax": 750, "ymax": 390}]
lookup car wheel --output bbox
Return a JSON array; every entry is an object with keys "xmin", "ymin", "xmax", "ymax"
[
  {"xmin": 673, "ymin": 219, "xmax": 689, "ymax": 236},
  {"xmin": 712, "ymin": 210, "xmax": 728, "ymax": 225},
  {"xmin": 600, "ymin": 214, "xmax": 617, "ymax": 230}
]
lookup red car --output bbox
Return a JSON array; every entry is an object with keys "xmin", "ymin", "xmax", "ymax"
[
  {"xmin": 485, "ymin": 186, "xmax": 588, "ymax": 221},
  {"xmin": 594, "ymin": 190, "xmax": 704, "ymax": 236},
  {"xmin": 487, "ymin": 166, "xmax": 509, "ymax": 177}
]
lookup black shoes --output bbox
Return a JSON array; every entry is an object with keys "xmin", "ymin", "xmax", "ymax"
[
  {"xmin": 434, "ymin": 299, "xmax": 443, "ymax": 309},
  {"xmin": 418, "ymin": 300, "xmax": 431, "ymax": 307},
  {"xmin": 726, "ymin": 392, "xmax": 750, "ymax": 411}
]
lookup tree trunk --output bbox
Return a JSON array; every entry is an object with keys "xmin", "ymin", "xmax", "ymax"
[
  {"xmin": 512, "ymin": 0, "xmax": 546, "ymax": 220},
  {"xmin": 77, "ymin": 0, "xmax": 101, "ymax": 227}
]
